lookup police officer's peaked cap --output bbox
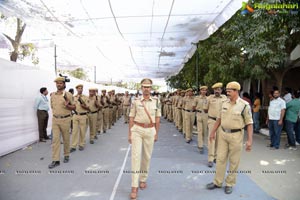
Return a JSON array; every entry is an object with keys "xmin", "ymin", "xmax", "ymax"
[
  {"xmin": 200, "ymin": 86, "xmax": 208, "ymax": 90},
  {"xmin": 89, "ymin": 88, "xmax": 97, "ymax": 91},
  {"xmin": 212, "ymin": 82, "xmax": 223, "ymax": 89},
  {"xmin": 186, "ymin": 88, "xmax": 193, "ymax": 92},
  {"xmin": 101, "ymin": 89, "xmax": 106, "ymax": 92},
  {"xmin": 226, "ymin": 81, "xmax": 241, "ymax": 91},
  {"xmin": 54, "ymin": 77, "xmax": 65, "ymax": 82},
  {"xmin": 75, "ymin": 84, "xmax": 83, "ymax": 88},
  {"xmin": 141, "ymin": 78, "xmax": 153, "ymax": 87},
  {"xmin": 180, "ymin": 90, "xmax": 186, "ymax": 93}
]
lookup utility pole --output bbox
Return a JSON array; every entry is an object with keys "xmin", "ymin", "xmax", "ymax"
[{"xmin": 191, "ymin": 42, "xmax": 199, "ymax": 93}]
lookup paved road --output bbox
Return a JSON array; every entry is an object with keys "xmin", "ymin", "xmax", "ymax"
[{"xmin": 0, "ymin": 117, "xmax": 298, "ymax": 200}]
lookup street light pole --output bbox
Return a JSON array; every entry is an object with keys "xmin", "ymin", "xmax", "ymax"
[{"xmin": 54, "ymin": 44, "xmax": 57, "ymax": 75}]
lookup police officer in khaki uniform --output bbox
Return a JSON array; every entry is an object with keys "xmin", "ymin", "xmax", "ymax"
[
  {"xmin": 108, "ymin": 90, "xmax": 114, "ymax": 128},
  {"xmin": 204, "ymin": 82, "xmax": 227, "ymax": 167},
  {"xmin": 128, "ymin": 78, "xmax": 161, "ymax": 199},
  {"xmin": 96, "ymin": 89, "xmax": 104, "ymax": 135},
  {"xmin": 206, "ymin": 81, "xmax": 253, "ymax": 194},
  {"xmin": 70, "ymin": 84, "xmax": 89, "ymax": 152},
  {"xmin": 122, "ymin": 91, "xmax": 131, "ymax": 123},
  {"xmin": 88, "ymin": 88, "xmax": 100, "ymax": 144},
  {"xmin": 101, "ymin": 89, "xmax": 110, "ymax": 133},
  {"xmin": 193, "ymin": 86, "xmax": 208, "ymax": 154},
  {"xmin": 183, "ymin": 88, "xmax": 195, "ymax": 143},
  {"xmin": 48, "ymin": 77, "xmax": 76, "ymax": 169},
  {"xmin": 176, "ymin": 90, "xmax": 185, "ymax": 132}
]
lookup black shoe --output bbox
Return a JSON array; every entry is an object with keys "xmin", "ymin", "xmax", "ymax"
[
  {"xmin": 225, "ymin": 186, "xmax": 233, "ymax": 194},
  {"xmin": 70, "ymin": 148, "xmax": 76, "ymax": 153},
  {"xmin": 104, "ymin": 130, "xmax": 106, "ymax": 133},
  {"xmin": 39, "ymin": 139, "xmax": 46, "ymax": 142},
  {"xmin": 79, "ymin": 146, "xmax": 84, "ymax": 151},
  {"xmin": 94, "ymin": 135, "xmax": 98, "ymax": 140},
  {"xmin": 63, "ymin": 156, "xmax": 69, "ymax": 163},
  {"xmin": 44, "ymin": 136, "xmax": 50, "ymax": 140},
  {"xmin": 186, "ymin": 139, "xmax": 191, "ymax": 143},
  {"xmin": 213, "ymin": 159, "xmax": 216, "ymax": 163},
  {"xmin": 267, "ymin": 144, "xmax": 273, "ymax": 147},
  {"xmin": 208, "ymin": 162, "xmax": 213, "ymax": 168},
  {"xmin": 90, "ymin": 140, "xmax": 94, "ymax": 144},
  {"xmin": 48, "ymin": 161, "xmax": 60, "ymax": 169},
  {"xmin": 198, "ymin": 147, "xmax": 204, "ymax": 154},
  {"xmin": 206, "ymin": 182, "xmax": 221, "ymax": 190}
]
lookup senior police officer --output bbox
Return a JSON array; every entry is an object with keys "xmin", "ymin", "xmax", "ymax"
[
  {"xmin": 204, "ymin": 82, "xmax": 227, "ymax": 167},
  {"xmin": 193, "ymin": 86, "xmax": 208, "ymax": 153},
  {"xmin": 48, "ymin": 77, "xmax": 76, "ymax": 169},
  {"xmin": 70, "ymin": 84, "xmax": 89, "ymax": 152},
  {"xmin": 128, "ymin": 78, "xmax": 161, "ymax": 199},
  {"xmin": 206, "ymin": 81, "xmax": 253, "ymax": 194}
]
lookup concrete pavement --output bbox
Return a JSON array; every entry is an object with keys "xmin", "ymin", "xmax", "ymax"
[{"xmin": 0, "ymin": 117, "xmax": 297, "ymax": 200}]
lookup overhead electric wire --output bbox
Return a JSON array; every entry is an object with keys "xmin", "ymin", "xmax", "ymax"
[
  {"xmin": 157, "ymin": 0, "xmax": 175, "ymax": 71},
  {"xmin": 107, "ymin": 0, "xmax": 140, "ymax": 75}
]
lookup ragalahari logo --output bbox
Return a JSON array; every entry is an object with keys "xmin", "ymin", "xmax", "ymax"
[{"xmin": 241, "ymin": 2, "xmax": 254, "ymax": 15}]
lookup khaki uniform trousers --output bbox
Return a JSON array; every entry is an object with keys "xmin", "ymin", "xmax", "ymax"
[
  {"xmin": 163, "ymin": 104, "xmax": 167, "ymax": 118},
  {"xmin": 131, "ymin": 125, "xmax": 156, "ymax": 187},
  {"xmin": 108, "ymin": 108, "xmax": 113, "ymax": 129},
  {"xmin": 213, "ymin": 129, "xmax": 244, "ymax": 187},
  {"xmin": 97, "ymin": 110, "xmax": 104, "ymax": 133},
  {"xmin": 71, "ymin": 114, "xmax": 88, "ymax": 148},
  {"xmin": 207, "ymin": 118, "xmax": 220, "ymax": 162},
  {"xmin": 184, "ymin": 111, "xmax": 195, "ymax": 141},
  {"xmin": 173, "ymin": 105, "xmax": 176, "ymax": 124},
  {"xmin": 88, "ymin": 112, "xmax": 98, "ymax": 141},
  {"xmin": 177, "ymin": 108, "xmax": 183, "ymax": 130},
  {"xmin": 102, "ymin": 108, "xmax": 109, "ymax": 131},
  {"xmin": 52, "ymin": 117, "xmax": 71, "ymax": 161},
  {"xmin": 182, "ymin": 110, "xmax": 186, "ymax": 134},
  {"xmin": 118, "ymin": 105, "xmax": 122, "ymax": 118},
  {"xmin": 113, "ymin": 105, "xmax": 117, "ymax": 123},
  {"xmin": 196, "ymin": 112, "xmax": 208, "ymax": 148},
  {"xmin": 167, "ymin": 105, "xmax": 173, "ymax": 121},
  {"xmin": 123, "ymin": 106, "xmax": 130, "ymax": 123}
]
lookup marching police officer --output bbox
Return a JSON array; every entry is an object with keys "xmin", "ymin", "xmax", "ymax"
[
  {"xmin": 128, "ymin": 78, "xmax": 161, "ymax": 199},
  {"xmin": 183, "ymin": 88, "xmax": 195, "ymax": 143},
  {"xmin": 206, "ymin": 81, "xmax": 253, "ymax": 194},
  {"xmin": 88, "ymin": 88, "xmax": 100, "ymax": 144},
  {"xmin": 48, "ymin": 77, "xmax": 75, "ymax": 169},
  {"xmin": 204, "ymin": 82, "xmax": 227, "ymax": 167},
  {"xmin": 70, "ymin": 84, "xmax": 89, "ymax": 152},
  {"xmin": 193, "ymin": 86, "xmax": 208, "ymax": 153}
]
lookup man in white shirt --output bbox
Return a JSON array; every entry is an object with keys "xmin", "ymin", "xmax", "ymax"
[{"xmin": 266, "ymin": 90, "xmax": 286, "ymax": 149}]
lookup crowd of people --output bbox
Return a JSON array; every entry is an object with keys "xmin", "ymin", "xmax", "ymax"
[
  {"xmin": 33, "ymin": 77, "xmax": 300, "ymax": 196},
  {"xmin": 34, "ymin": 77, "xmax": 134, "ymax": 169}
]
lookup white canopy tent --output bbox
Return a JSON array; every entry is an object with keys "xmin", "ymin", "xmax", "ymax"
[
  {"xmin": 0, "ymin": 0, "xmax": 244, "ymax": 83},
  {"xmin": 0, "ymin": 0, "xmax": 244, "ymax": 156}
]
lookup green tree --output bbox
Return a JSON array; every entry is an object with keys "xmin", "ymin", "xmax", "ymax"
[{"xmin": 68, "ymin": 68, "xmax": 88, "ymax": 80}]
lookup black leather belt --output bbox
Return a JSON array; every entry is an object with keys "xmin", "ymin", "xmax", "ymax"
[
  {"xmin": 76, "ymin": 112, "xmax": 88, "ymax": 115},
  {"xmin": 53, "ymin": 114, "xmax": 71, "ymax": 119},
  {"xmin": 208, "ymin": 116, "xmax": 217, "ymax": 120},
  {"xmin": 185, "ymin": 109, "xmax": 195, "ymax": 112},
  {"xmin": 38, "ymin": 110, "xmax": 48, "ymax": 112},
  {"xmin": 196, "ymin": 110, "xmax": 202, "ymax": 113},
  {"xmin": 90, "ymin": 111, "xmax": 98, "ymax": 114},
  {"xmin": 221, "ymin": 127, "xmax": 242, "ymax": 133}
]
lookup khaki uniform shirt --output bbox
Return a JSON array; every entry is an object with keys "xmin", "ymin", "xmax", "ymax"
[
  {"xmin": 129, "ymin": 96, "xmax": 161, "ymax": 123},
  {"xmin": 218, "ymin": 98, "xmax": 253, "ymax": 129},
  {"xmin": 177, "ymin": 96, "xmax": 184, "ymax": 109},
  {"xmin": 109, "ymin": 95, "xmax": 117, "ymax": 106},
  {"xmin": 74, "ymin": 94, "xmax": 89, "ymax": 113},
  {"xmin": 101, "ymin": 95, "xmax": 110, "ymax": 107},
  {"xmin": 122, "ymin": 96, "xmax": 131, "ymax": 106},
  {"xmin": 183, "ymin": 96, "xmax": 195, "ymax": 111},
  {"xmin": 193, "ymin": 95, "xmax": 207, "ymax": 111},
  {"xmin": 51, "ymin": 91, "xmax": 74, "ymax": 116},
  {"xmin": 88, "ymin": 96, "xmax": 98, "ymax": 112},
  {"xmin": 204, "ymin": 94, "xmax": 227, "ymax": 118}
]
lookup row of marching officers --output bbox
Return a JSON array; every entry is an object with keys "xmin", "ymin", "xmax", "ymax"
[
  {"xmin": 161, "ymin": 83, "xmax": 235, "ymax": 167},
  {"xmin": 48, "ymin": 76, "xmax": 131, "ymax": 169}
]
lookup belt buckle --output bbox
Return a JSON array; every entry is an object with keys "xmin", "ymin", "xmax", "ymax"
[{"xmin": 224, "ymin": 128, "xmax": 231, "ymax": 133}]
